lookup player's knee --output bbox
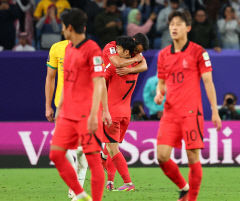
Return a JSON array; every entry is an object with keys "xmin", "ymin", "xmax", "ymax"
[
  {"xmin": 49, "ymin": 150, "xmax": 64, "ymax": 164},
  {"xmin": 187, "ymin": 149, "xmax": 200, "ymax": 164},
  {"xmin": 157, "ymin": 152, "xmax": 170, "ymax": 163}
]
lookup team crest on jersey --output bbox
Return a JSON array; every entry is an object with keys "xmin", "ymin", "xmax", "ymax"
[
  {"xmin": 93, "ymin": 56, "xmax": 102, "ymax": 65},
  {"xmin": 182, "ymin": 59, "xmax": 188, "ymax": 68},
  {"xmin": 202, "ymin": 52, "xmax": 210, "ymax": 61},
  {"xmin": 110, "ymin": 47, "xmax": 116, "ymax": 54}
]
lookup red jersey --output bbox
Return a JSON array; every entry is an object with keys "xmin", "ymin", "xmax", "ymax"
[
  {"xmin": 157, "ymin": 41, "xmax": 212, "ymax": 117},
  {"xmin": 60, "ymin": 39, "xmax": 104, "ymax": 120},
  {"xmin": 103, "ymin": 41, "xmax": 139, "ymax": 118}
]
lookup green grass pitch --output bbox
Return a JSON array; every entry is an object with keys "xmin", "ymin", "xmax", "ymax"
[{"xmin": 0, "ymin": 167, "xmax": 239, "ymax": 201}]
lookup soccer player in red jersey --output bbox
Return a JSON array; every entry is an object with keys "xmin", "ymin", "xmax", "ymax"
[
  {"xmin": 154, "ymin": 11, "xmax": 222, "ymax": 201},
  {"xmin": 102, "ymin": 34, "xmax": 149, "ymax": 191},
  {"xmin": 49, "ymin": 9, "xmax": 111, "ymax": 201}
]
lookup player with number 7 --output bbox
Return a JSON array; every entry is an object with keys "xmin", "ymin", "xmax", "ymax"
[{"xmin": 101, "ymin": 33, "xmax": 149, "ymax": 191}]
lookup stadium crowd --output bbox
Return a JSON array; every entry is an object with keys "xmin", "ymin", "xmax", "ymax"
[{"xmin": 0, "ymin": 0, "xmax": 240, "ymax": 50}]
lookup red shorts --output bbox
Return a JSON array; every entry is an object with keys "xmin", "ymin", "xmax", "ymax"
[
  {"xmin": 51, "ymin": 116, "xmax": 103, "ymax": 154},
  {"xmin": 157, "ymin": 113, "xmax": 204, "ymax": 150},
  {"xmin": 103, "ymin": 117, "xmax": 130, "ymax": 143}
]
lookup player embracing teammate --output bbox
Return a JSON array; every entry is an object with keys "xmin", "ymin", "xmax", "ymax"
[
  {"xmin": 155, "ymin": 10, "xmax": 222, "ymax": 201},
  {"xmin": 102, "ymin": 33, "xmax": 149, "ymax": 191}
]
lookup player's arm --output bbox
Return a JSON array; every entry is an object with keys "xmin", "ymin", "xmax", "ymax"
[
  {"xmin": 109, "ymin": 54, "xmax": 143, "ymax": 68},
  {"xmin": 88, "ymin": 77, "xmax": 106, "ymax": 133},
  {"xmin": 202, "ymin": 72, "xmax": 222, "ymax": 131},
  {"xmin": 154, "ymin": 78, "xmax": 165, "ymax": 105},
  {"xmin": 55, "ymin": 88, "xmax": 63, "ymax": 120},
  {"xmin": 116, "ymin": 58, "xmax": 148, "ymax": 76},
  {"xmin": 45, "ymin": 67, "xmax": 57, "ymax": 122},
  {"xmin": 101, "ymin": 78, "xmax": 112, "ymax": 126}
]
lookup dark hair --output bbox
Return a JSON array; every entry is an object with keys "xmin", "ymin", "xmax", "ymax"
[
  {"xmin": 116, "ymin": 36, "xmax": 136, "ymax": 54},
  {"xmin": 170, "ymin": 0, "xmax": 180, "ymax": 3},
  {"xmin": 168, "ymin": 10, "xmax": 192, "ymax": 26},
  {"xmin": 106, "ymin": 0, "xmax": 118, "ymax": 7},
  {"xmin": 223, "ymin": 5, "xmax": 235, "ymax": 19},
  {"xmin": 224, "ymin": 92, "xmax": 237, "ymax": 102},
  {"xmin": 194, "ymin": 8, "xmax": 207, "ymax": 16},
  {"xmin": 61, "ymin": 8, "xmax": 87, "ymax": 34},
  {"xmin": 133, "ymin": 33, "xmax": 149, "ymax": 51}
]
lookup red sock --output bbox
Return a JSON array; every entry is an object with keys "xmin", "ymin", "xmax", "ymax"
[
  {"xmin": 49, "ymin": 150, "xmax": 83, "ymax": 195},
  {"xmin": 86, "ymin": 153, "xmax": 105, "ymax": 201},
  {"xmin": 160, "ymin": 159, "xmax": 187, "ymax": 189},
  {"xmin": 107, "ymin": 153, "xmax": 117, "ymax": 182},
  {"xmin": 188, "ymin": 162, "xmax": 202, "ymax": 201},
  {"xmin": 112, "ymin": 152, "xmax": 131, "ymax": 183},
  {"xmin": 103, "ymin": 144, "xmax": 108, "ymax": 155}
]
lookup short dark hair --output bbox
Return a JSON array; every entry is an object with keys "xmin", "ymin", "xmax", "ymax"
[
  {"xmin": 170, "ymin": 0, "xmax": 180, "ymax": 3},
  {"xmin": 106, "ymin": 0, "xmax": 118, "ymax": 7},
  {"xmin": 133, "ymin": 33, "xmax": 149, "ymax": 51},
  {"xmin": 61, "ymin": 8, "xmax": 87, "ymax": 34},
  {"xmin": 116, "ymin": 36, "xmax": 136, "ymax": 54},
  {"xmin": 168, "ymin": 10, "xmax": 192, "ymax": 26}
]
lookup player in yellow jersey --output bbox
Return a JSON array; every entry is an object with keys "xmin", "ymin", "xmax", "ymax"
[{"xmin": 45, "ymin": 40, "xmax": 88, "ymax": 199}]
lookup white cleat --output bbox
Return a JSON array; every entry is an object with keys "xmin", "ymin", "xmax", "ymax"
[{"xmin": 68, "ymin": 188, "xmax": 75, "ymax": 199}]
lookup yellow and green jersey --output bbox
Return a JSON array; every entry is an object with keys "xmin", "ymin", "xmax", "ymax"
[{"xmin": 47, "ymin": 40, "xmax": 69, "ymax": 107}]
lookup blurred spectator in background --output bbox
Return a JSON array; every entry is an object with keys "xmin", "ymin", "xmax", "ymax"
[
  {"xmin": 183, "ymin": 0, "xmax": 205, "ymax": 15},
  {"xmin": 122, "ymin": 0, "xmax": 151, "ymax": 34},
  {"xmin": 231, "ymin": 0, "xmax": 240, "ymax": 18},
  {"xmin": 14, "ymin": 0, "xmax": 34, "ymax": 44},
  {"xmin": 13, "ymin": 32, "xmax": 35, "ymax": 51},
  {"xmin": 34, "ymin": 0, "xmax": 71, "ymax": 20},
  {"xmin": 94, "ymin": 1, "xmax": 122, "ymax": 48},
  {"xmin": 189, "ymin": 9, "xmax": 221, "ymax": 52},
  {"xmin": 205, "ymin": 0, "xmax": 229, "ymax": 22},
  {"xmin": 131, "ymin": 101, "xmax": 148, "ymax": 121},
  {"xmin": 154, "ymin": 0, "xmax": 167, "ymax": 14},
  {"xmin": 156, "ymin": 0, "xmax": 183, "ymax": 48},
  {"xmin": 0, "ymin": 0, "xmax": 20, "ymax": 50},
  {"xmin": 143, "ymin": 75, "xmax": 165, "ymax": 120},
  {"xmin": 83, "ymin": 0, "xmax": 103, "ymax": 40},
  {"xmin": 36, "ymin": 4, "xmax": 61, "ymax": 49},
  {"xmin": 127, "ymin": 8, "xmax": 156, "ymax": 37},
  {"xmin": 219, "ymin": 92, "xmax": 240, "ymax": 120},
  {"xmin": 218, "ymin": 5, "xmax": 240, "ymax": 49}
]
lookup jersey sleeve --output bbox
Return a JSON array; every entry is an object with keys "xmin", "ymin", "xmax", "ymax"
[
  {"xmin": 47, "ymin": 44, "xmax": 58, "ymax": 70},
  {"xmin": 104, "ymin": 63, "xmax": 115, "ymax": 81},
  {"xmin": 197, "ymin": 48, "xmax": 213, "ymax": 74},
  {"xmin": 105, "ymin": 43, "xmax": 118, "ymax": 58},
  {"xmin": 157, "ymin": 51, "xmax": 166, "ymax": 79},
  {"xmin": 88, "ymin": 45, "xmax": 105, "ymax": 78},
  {"xmin": 33, "ymin": 2, "xmax": 43, "ymax": 18}
]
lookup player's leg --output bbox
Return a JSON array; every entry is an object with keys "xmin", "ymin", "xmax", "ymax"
[
  {"xmin": 157, "ymin": 145, "xmax": 188, "ymax": 191},
  {"xmin": 183, "ymin": 113, "xmax": 204, "ymax": 201},
  {"xmin": 49, "ymin": 117, "xmax": 89, "ymax": 200},
  {"xmin": 106, "ymin": 142, "xmax": 134, "ymax": 191},
  {"xmin": 157, "ymin": 118, "xmax": 189, "ymax": 200},
  {"xmin": 186, "ymin": 149, "xmax": 202, "ymax": 201},
  {"xmin": 76, "ymin": 146, "xmax": 88, "ymax": 186},
  {"xmin": 66, "ymin": 150, "xmax": 78, "ymax": 199},
  {"xmin": 77, "ymin": 119, "xmax": 104, "ymax": 201}
]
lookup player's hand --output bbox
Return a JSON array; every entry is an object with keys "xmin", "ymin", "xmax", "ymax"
[
  {"xmin": 45, "ymin": 107, "xmax": 54, "ymax": 122},
  {"xmin": 88, "ymin": 114, "xmax": 98, "ymax": 133},
  {"xmin": 154, "ymin": 93, "xmax": 164, "ymax": 105},
  {"xmin": 134, "ymin": 54, "xmax": 143, "ymax": 63},
  {"xmin": 102, "ymin": 110, "xmax": 112, "ymax": 127},
  {"xmin": 212, "ymin": 111, "xmax": 222, "ymax": 131},
  {"xmin": 116, "ymin": 67, "xmax": 131, "ymax": 76}
]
